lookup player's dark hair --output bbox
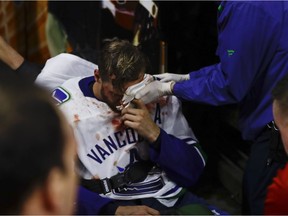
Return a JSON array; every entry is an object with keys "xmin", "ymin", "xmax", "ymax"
[
  {"xmin": 98, "ymin": 38, "xmax": 149, "ymax": 92},
  {"xmin": 272, "ymin": 74, "xmax": 288, "ymax": 115},
  {"xmin": 0, "ymin": 73, "xmax": 65, "ymax": 214}
]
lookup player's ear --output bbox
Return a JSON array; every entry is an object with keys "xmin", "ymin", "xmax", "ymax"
[
  {"xmin": 94, "ymin": 69, "xmax": 100, "ymax": 82},
  {"xmin": 22, "ymin": 167, "xmax": 65, "ymax": 214}
]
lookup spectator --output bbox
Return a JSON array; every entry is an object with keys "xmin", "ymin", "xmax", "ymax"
[
  {"xmin": 0, "ymin": 35, "xmax": 42, "ymax": 81},
  {"xmin": 46, "ymin": 1, "xmax": 101, "ymax": 56},
  {"xmin": 0, "ymin": 35, "xmax": 98, "ymax": 84},
  {"xmin": 264, "ymin": 74, "xmax": 288, "ymax": 214},
  {"xmin": 45, "ymin": 1, "xmax": 132, "ymax": 58}
]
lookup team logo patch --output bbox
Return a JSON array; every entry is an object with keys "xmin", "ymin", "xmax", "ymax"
[{"xmin": 52, "ymin": 87, "xmax": 70, "ymax": 105}]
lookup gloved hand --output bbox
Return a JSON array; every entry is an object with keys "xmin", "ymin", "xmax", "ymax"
[
  {"xmin": 154, "ymin": 73, "xmax": 190, "ymax": 82},
  {"xmin": 118, "ymin": 74, "xmax": 156, "ymax": 110},
  {"xmin": 133, "ymin": 80, "xmax": 174, "ymax": 104}
]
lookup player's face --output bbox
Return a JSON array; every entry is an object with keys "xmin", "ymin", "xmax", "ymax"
[
  {"xmin": 273, "ymin": 100, "xmax": 288, "ymax": 155},
  {"xmin": 100, "ymin": 75, "xmax": 144, "ymax": 112}
]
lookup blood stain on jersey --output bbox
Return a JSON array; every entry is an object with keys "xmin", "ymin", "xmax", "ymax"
[
  {"xmin": 158, "ymin": 96, "xmax": 169, "ymax": 107},
  {"xmin": 74, "ymin": 114, "xmax": 80, "ymax": 123},
  {"xmin": 112, "ymin": 117, "xmax": 125, "ymax": 131},
  {"xmin": 95, "ymin": 133, "xmax": 101, "ymax": 140},
  {"xmin": 112, "ymin": 118, "xmax": 121, "ymax": 125},
  {"xmin": 92, "ymin": 102, "xmax": 99, "ymax": 109}
]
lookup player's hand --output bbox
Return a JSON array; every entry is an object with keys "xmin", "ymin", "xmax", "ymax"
[
  {"xmin": 115, "ymin": 205, "xmax": 160, "ymax": 215},
  {"xmin": 121, "ymin": 99, "xmax": 160, "ymax": 143},
  {"xmin": 129, "ymin": 80, "xmax": 174, "ymax": 105},
  {"xmin": 154, "ymin": 73, "xmax": 190, "ymax": 82}
]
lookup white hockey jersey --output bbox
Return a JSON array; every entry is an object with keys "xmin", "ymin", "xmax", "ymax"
[
  {"xmin": 35, "ymin": 53, "xmax": 97, "ymax": 92},
  {"xmin": 52, "ymin": 76, "xmax": 203, "ymax": 203}
]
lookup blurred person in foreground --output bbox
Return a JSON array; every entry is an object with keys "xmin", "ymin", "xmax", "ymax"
[{"xmin": 0, "ymin": 72, "xmax": 78, "ymax": 214}]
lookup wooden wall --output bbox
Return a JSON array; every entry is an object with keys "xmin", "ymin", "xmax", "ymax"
[{"xmin": 0, "ymin": 0, "xmax": 50, "ymax": 64}]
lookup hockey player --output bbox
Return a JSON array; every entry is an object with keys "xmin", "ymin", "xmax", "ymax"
[{"xmin": 50, "ymin": 38, "xmax": 224, "ymax": 215}]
